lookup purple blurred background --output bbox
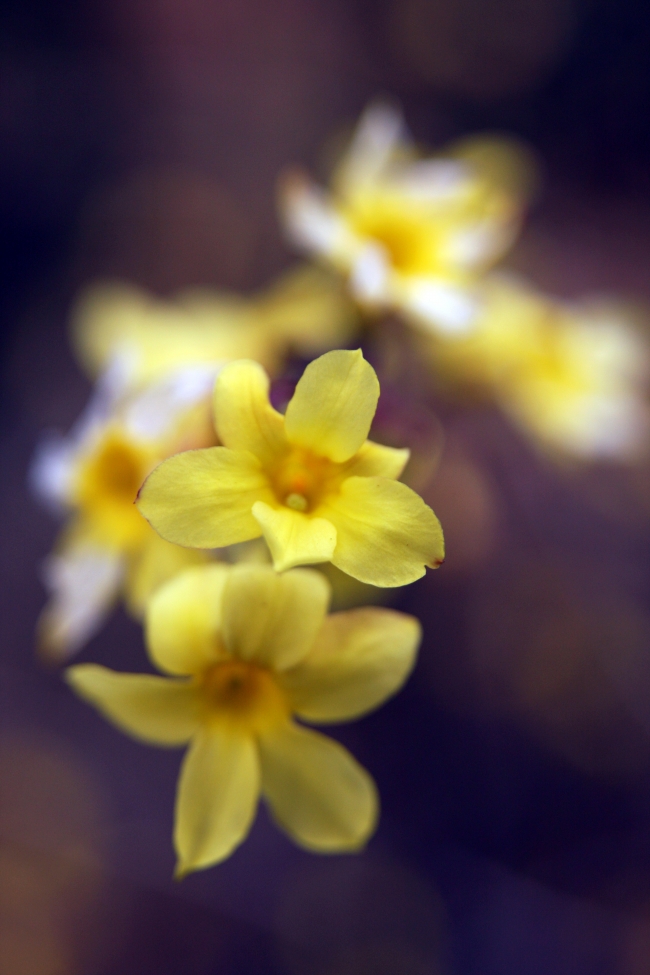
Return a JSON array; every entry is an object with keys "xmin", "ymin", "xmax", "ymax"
[{"xmin": 3, "ymin": 0, "xmax": 650, "ymax": 972}]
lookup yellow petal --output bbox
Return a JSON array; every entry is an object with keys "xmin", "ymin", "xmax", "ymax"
[
  {"xmin": 252, "ymin": 501, "xmax": 336, "ymax": 572},
  {"xmin": 137, "ymin": 447, "xmax": 273, "ymax": 548},
  {"xmin": 284, "ymin": 350, "xmax": 380, "ymax": 463},
  {"xmin": 174, "ymin": 725, "xmax": 259, "ymax": 876},
  {"xmin": 221, "ymin": 565, "xmax": 330, "ymax": 671},
  {"xmin": 259, "ymin": 721, "xmax": 378, "ymax": 852},
  {"xmin": 146, "ymin": 564, "xmax": 231, "ymax": 676},
  {"xmin": 343, "ymin": 440, "xmax": 410, "ymax": 479},
  {"xmin": 280, "ymin": 608, "xmax": 421, "ymax": 722},
  {"xmin": 324, "ymin": 476, "xmax": 445, "ymax": 586},
  {"xmin": 213, "ymin": 359, "xmax": 287, "ymax": 465},
  {"xmin": 125, "ymin": 532, "xmax": 209, "ymax": 619},
  {"xmin": 66, "ymin": 664, "xmax": 201, "ymax": 745}
]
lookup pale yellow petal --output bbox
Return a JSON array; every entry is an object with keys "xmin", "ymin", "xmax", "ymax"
[
  {"xmin": 324, "ymin": 476, "xmax": 444, "ymax": 586},
  {"xmin": 146, "ymin": 564, "xmax": 231, "ymax": 676},
  {"xmin": 284, "ymin": 350, "xmax": 380, "ymax": 463},
  {"xmin": 213, "ymin": 359, "xmax": 287, "ymax": 465},
  {"xmin": 137, "ymin": 447, "xmax": 273, "ymax": 548},
  {"xmin": 65, "ymin": 664, "xmax": 201, "ymax": 745},
  {"xmin": 280, "ymin": 608, "xmax": 420, "ymax": 722},
  {"xmin": 259, "ymin": 721, "xmax": 378, "ymax": 852},
  {"xmin": 252, "ymin": 501, "xmax": 336, "ymax": 572},
  {"xmin": 343, "ymin": 440, "xmax": 410, "ymax": 479},
  {"xmin": 174, "ymin": 725, "xmax": 259, "ymax": 876},
  {"xmin": 125, "ymin": 532, "xmax": 209, "ymax": 619},
  {"xmin": 221, "ymin": 564, "xmax": 330, "ymax": 671}
]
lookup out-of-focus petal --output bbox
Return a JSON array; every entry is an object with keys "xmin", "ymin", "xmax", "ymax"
[
  {"xmin": 66, "ymin": 665, "xmax": 201, "ymax": 745},
  {"xmin": 38, "ymin": 542, "xmax": 124, "ymax": 663},
  {"xmin": 252, "ymin": 502, "xmax": 337, "ymax": 572},
  {"xmin": 281, "ymin": 607, "xmax": 421, "ymax": 722},
  {"xmin": 221, "ymin": 565, "xmax": 330, "ymax": 671},
  {"xmin": 213, "ymin": 360, "xmax": 286, "ymax": 465},
  {"xmin": 137, "ymin": 448, "xmax": 273, "ymax": 548},
  {"xmin": 323, "ymin": 476, "xmax": 444, "ymax": 586},
  {"xmin": 174, "ymin": 725, "xmax": 259, "ymax": 876},
  {"xmin": 145, "ymin": 564, "xmax": 231, "ymax": 676},
  {"xmin": 343, "ymin": 441, "xmax": 410, "ymax": 480},
  {"xmin": 123, "ymin": 364, "xmax": 219, "ymax": 442},
  {"xmin": 400, "ymin": 278, "xmax": 479, "ymax": 335},
  {"xmin": 259, "ymin": 721, "xmax": 378, "ymax": 852},
  {"xmin": 284, "ymin": 350, "xmax": 379, "ymax": 463},
  {"xmin": 333, "ymin": 101, "xmax": 405, "ymax": 194},
  {"xmin": 279, "ymin": 171, "xmax": 351, "ymax": 258},
  {"xmin": 124, "ymin": 533, "xmax": 209, "ymax": 619}
]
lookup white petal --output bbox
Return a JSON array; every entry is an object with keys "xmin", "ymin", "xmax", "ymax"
[
  {"xmin": 124, "ymin": 363, "xmax": 221, "ymax": 441},
  {"xmin": 401, "ymin": 278, "xmax": 480, "ymax": 334},
  {"xmin": 39, "ymin": 546, "xmax": 124, "ymax": 661},
  {"xmin": 29, "ymin": 432, "xmax": 76, "ymax": 512},
  {"xmin": 335, "ymin": 102, "xmax": 406, "ymax": 191},
  {"xmin": 350, "ymin": 245, "xmax": 390, "ymax": 304},
  {"xmin": 281, "ymin": 175, "xmax": 350, "ymax": 257}
]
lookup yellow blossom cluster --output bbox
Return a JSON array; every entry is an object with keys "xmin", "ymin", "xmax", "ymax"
[{"xmin": 31, "ymin": 97, "xmax": 650, "ymax": 876}]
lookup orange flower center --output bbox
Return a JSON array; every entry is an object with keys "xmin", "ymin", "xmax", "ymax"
[
  {"xmin": 270, "ymin": 447, "xmax": 340, "ymax": 514},
  {"xmin": 201, "ymin": 660, "xmax": 289, "ymax": 732}
]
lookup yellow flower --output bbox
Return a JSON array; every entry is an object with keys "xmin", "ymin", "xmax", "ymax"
[
  {"xmin": 32, "ymin": 366, "xmax": 214, "ymax": 660},
  {"xmin": 137, "ymin": 350, "xmax": 445, "ymax": 586},
  {"xmin": 71, "ymin": 265, "xmax": 357, "ymax": 389},
  {"xmin": 427, "ymin": 273, "xmax": 650, "ymax": 458},
  {"xmin": 66, "ymin": 563, "xmax": 421, "ymax": 875},
  {"xmin": 279, "ymin": 102, "xmax": 530, "ymax": 335}
]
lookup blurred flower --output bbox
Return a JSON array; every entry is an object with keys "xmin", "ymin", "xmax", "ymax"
[
  {"xmin": 71, "ymin": 264, "xmax": 357, "ymax": 390},
  {"xmin": 66, "ymin": 563, "xmax": 421, "ymax": 875},
  {"xmin": 426, "ymin": 273, "xmax": 650, "ymax": 459},
  {"xmin": 137, "ymin": 350, "xmax": 445, "ymax": 586},
  {"xmin": 31, "ymin": 362, "xmax": 215, "ymax": 661},
  {"xmin": 279, "ymin": 102, "xmax": 530, "ymax": 335}
]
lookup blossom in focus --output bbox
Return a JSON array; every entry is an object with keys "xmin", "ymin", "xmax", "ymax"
[
  {"xmin": 31, "ymin": 362, "xmax": 216, "ymax": 661},
  {"xmin": 71, "ymin": 265, "xmax": 357, "ymax": 389},
  {"xmin": 137, "ymin": 350, "xmax": 445, "ymax": 586},
  {"xmin": 426, "ymin": 273, "xmax": 650, "ymax": 459},
  {"xmin": 66, "ymin": 563, "xmax": 421, "ymax": 875},
  {"xmin": 279, "ymin": 102, "xmax": 531, "ymax": 335}
]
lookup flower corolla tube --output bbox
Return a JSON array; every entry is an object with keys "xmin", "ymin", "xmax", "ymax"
[
  {"xmin": 66, "ymin": 563, "xmax": 422, "ymax": 875},
  {"xmin": 279, "ymin": 102, "xmax": 531, "ymax": 336},
  {"xmin": 137, "ymin": 349, "xmax": 445, "ymax": 586},
  {"xmin": 31, "ymin": 361, "xmax": 217, "ymax": 660}
]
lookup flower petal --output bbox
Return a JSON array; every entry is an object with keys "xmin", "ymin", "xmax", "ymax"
[
  {"xmin": 221, "ymin": 564, "xmax": 330, "ymax": 671},
  {"xmin": 280, "ymin": 608, "xmax": 421, "ymax": 722},
  {"xmin": 343, "ymin": 440, "xmax": 410, "ymax": 480},
  {"xmin": 259, "ymin": 721, "xmax": 378, "ymax": 852},
  {"xmin": 38, "ymin": 541, "xmax": 124, "ymax": 663},
  {"xmin": 252, "ymin": 502, "xmax": 336, "ymax": 572},
  {"xmin": 284, "ymin": 350, "xmax": 380, "ymax": 463},
  {"xmin": 137, "ymin": 447, "xmax": 273, "ymax": 548},
  {"xmin": 324, "ymin": 476, "xmax": 444, "ymax": 586},
  {"xmin": 213, "ymin": 360, "xmax": 287, "ymax": 465},
  {"xmin": 174, "ymin": 725, "xmax": 259, "ymax": 876},
  {"xmin": 65, "ymin": 664, "xmax": 201, "ymax": 745},
  {"xmin": 145, "ymin": 564, "xmax": 231, "ymax": 676},
  {"xmin": 125, "ymin": 532, "xmax": 209, "ymax": 619}
]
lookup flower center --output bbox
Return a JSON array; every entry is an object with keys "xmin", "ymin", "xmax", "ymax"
[
  {"xmin": 348, "ymin": 194, "xmax": 436, "ymax": 274},
  {"xmin": 201, "ymin": 660, "xmax": 289, "ymax": 732},
  {"xmin": 80, "ymin": 434, "xmax": 150, "ymax": 507},
  {"xmin": 271, "ymin": 448, "xmax": 340, "ymax": 514}
]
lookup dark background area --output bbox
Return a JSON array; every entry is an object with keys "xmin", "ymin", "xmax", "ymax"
[{"xmin": 3, "ymin": 0, "xmax": 650, "ymax": 972}]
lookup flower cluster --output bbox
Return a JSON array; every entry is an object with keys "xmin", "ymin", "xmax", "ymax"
[{"xmin": 31, "ymin": 97, "xmax": 650, "ymax": 876}]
